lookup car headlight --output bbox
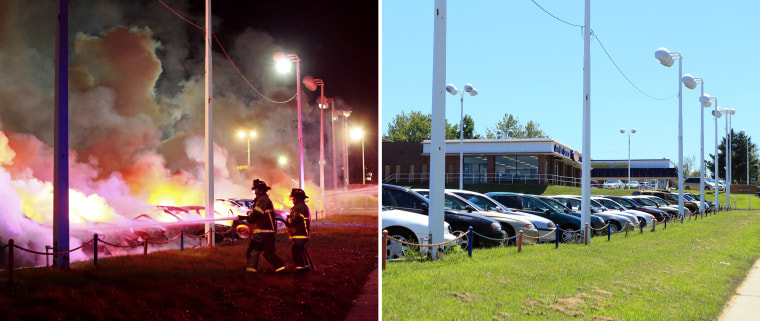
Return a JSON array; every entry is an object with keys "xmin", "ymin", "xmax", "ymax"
[{"xmin": 491, "ymin": 222, "xmax": 501, "ymax": 231}]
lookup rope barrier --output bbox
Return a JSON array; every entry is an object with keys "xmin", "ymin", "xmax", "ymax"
[
  {"xmin": 522, "ymin": 227, "xmax": 558, "ymax": 240},
  {"xmin": 145, "ymin": 233, "xmax": 183, "ymax": 245},
  {"xmin": 590, "ymin": 222, "xmax": 610, "ymax": 231},
  {"xmin": 98, "ymin": 238, "xmax": 144, "ymax": 248},
  {"xmin": 13, "ymin": 241, "xmax": 91, "ymax": 256},
  {"xmin": 383, "ymin": 230, "xmax": 470, "ymax": 248},
  {"xmin": 470, "ymin": 230, "xmax": 509, "ymax": 242}
]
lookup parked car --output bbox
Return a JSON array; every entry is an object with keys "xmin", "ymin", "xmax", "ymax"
[
  {"xmin": 684, "ymin": 193, "xmax": 713, "ymax": 213},
  {"xmin": 591, "ymin": 196, "xmax": 654, "ymax": 227},
  {"xmin": 535, "ymin": 196, "xmax": 608, "ymax": 235},
  {"xmin": 595, "ymin": 195, "xmax": 669, "ymax": 222},
  {"xmin": 447, "ymin": 189, "xmax": 557, "ymax": 243},
  {"xmin": 633, "ymin": 190, "xmax": 699, "ymax": 214},
  {"xmin": 626, "ymin": 181, "xmax": 640, "ymax": 189},
  {"xmin": 382, "ymin": 184, "xmax": 506, "ymax": 248},
  {"xmin": 683, "ymin": 177, "xmax": 723, "ymax": 191},
  {"xmin": 414, "ymin": 189, "xmax": 539, "ymax": 246},
  {"xmin": 603, "ymin": 180, "xmax": 624, "ymax": 189},
  {"xmin": 381, "ymin": 208, "xmax": 457, "ymax": 260},
  {"xmin": 485, "ymin": 192, "xmax": 595, "ymax": 243},
  {"xmin": 629, "ymin": 195, "xmax": 679, "ymax": 217},
  {"xmin": 547, "ymin": 195, "xmax": 634, "ymax": 234}
]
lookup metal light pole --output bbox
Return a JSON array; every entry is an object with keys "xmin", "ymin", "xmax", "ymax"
[
  {"xmin": 304, "ymin": 77, "xmax": 327, "ymax": 215},
  {"xmin": 342, "ymin": 110, "xmax": 352, "ymax": 187},
  {"xmin": 620, "ymin": 128, "xmax": 636, "ymax": 189},
  {"xmin": 445, "ymin": 83, "xmax": 478, "ymax": 190},
  {"xmin": 711, "ymin": 101, "xmax": 721, "ymax": 211},
  {"xmin": 351, "ymin": 128, "xmax": 366, "ymax": 185},
  {"xmin": 238, "ymin": 131, "xmax": 256, "ymax": 168},
  {"xmin": 327, "ymin": 98, "xmax": 337, "ymax": 192},
  {"xmin": 655, "ymin": 47, "xmax": 685, "ymax": 221},
  {"xmin": 275, "ymin": 52, "xmax": 304, "ymax": 189},
  {"xmin": 741, "ymin": 129, "xmax": 749, "ymax": 183},
  {"xmin": 728, "ymin": 108, "xmax": 736, "ymax": 209},
  {"xmin": 204, "ymin": 0, "xmax": 215, "ymax": 247},
  {"xmin": 683, "ymin": 74, "xmax": 707, "ymax": 216}
]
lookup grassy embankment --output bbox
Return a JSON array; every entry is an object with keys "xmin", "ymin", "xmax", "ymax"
[{"xmin": 383, "ymin": 209, "xmax": 760, "ymax": 320}]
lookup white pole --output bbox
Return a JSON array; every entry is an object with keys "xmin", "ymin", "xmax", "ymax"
[
  {"xmin": 296, "ymin": 58, "xmax": 304, "ymax": 190},
  {"xmin": 677, "ymin": 56, "xmax": 684, "ymax": 221},
  {"xmin": 428, "ymin": 0, "xmax": 447, "ymax": 259},
  {"xmin": 580, "ymin": 0, "xmax": 591, "ymax": 231},
  {"xmin": 699, "ymin": 83, "xmax": 705, "ymax": 217},
  {"xmin": 319, "ymin": 86, "xmax": 325, "ymax": 214},
  {"xmin": 204, "ymin": 0, "xmax": 215, "ymax": 247},
  {"xmin": 725, "ymin": 114, "xmax": 730, "ymax": 209},
  {"xmin": 627, "ymin": 132, "xmax": 631, "ymax": 188},
  {"xmin": 331, "ymin": 101, "xmax": 337, "ymax": 191},
  {"xmin": 714, "ymin": 100, "xmax": 720, "ymax": 212},
  {"xmin": 459, "ymin": 94, "xmax": 464, "ymax": 190},
  {"xmin": 361, "ymin": 136, "xmax": 365, "ymax": 185}
]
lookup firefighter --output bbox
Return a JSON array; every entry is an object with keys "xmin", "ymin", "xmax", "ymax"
[
  {"xmin": 245, "ymin": 179, "xmax": 286, "ymax": 273},
  {"xmin": 287, "ymin": 188, "xmax": 311, "ymax": 271}
]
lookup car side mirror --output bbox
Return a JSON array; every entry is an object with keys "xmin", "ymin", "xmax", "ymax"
[
  {"xmin": 465, "ymin": 205, "xmax": 475, "ymax": 213},
  {"xmin": 545, "ymin": 209, "xmax": 553, "ymax": 215},
  {"xmin": 421, "ymin": 202, "xmax": 429, "ymax": 214}
]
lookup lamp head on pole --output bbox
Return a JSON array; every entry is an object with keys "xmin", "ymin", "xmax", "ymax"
[
  {"xmin": 445, "ymin": 84, "xmax": 459, "ymax": 95},
  {"xmin": 740, "ymin": 129, "xmax": 746, "ymax": 136},
  {"xmin": 681, "ymin": 74, "xmax": 702, "ymax": 90},
  {"xmin": 700, "ymin": 94, "xmax": 712, "ymax": 108},
  {"xmin": 728, "ymin": 108, "xmax": 736, "ymax": 116},
  {"xmin": 713, "ymin": 108, "xmax": 723, "ymax": 118},
  {"xmin": 655, "ymin": 47, "xmax": 675, "ymax": 67},
  {"xmin": 631, "ymin": 128, "xmax": 637, "ymax": 134},
  {"xmin": 274, "ymin": 51, "xmax": 294, "ymax": 73},
  {"xmin": 620, "ymin": 128, "xmax": 626, "ymax": 134},
  {"xmin": 342, "ymin": 110, "xmax": 352, "ymax": 118}
]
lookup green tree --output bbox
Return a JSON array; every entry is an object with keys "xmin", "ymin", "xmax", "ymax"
[
  {"xmin": 484, "ymin": 113, "xmax": 547, "ymax": 139},
  {"xmin": 446, "ymin": 114, "xmax": 481, "ymax": 139},
  {"xmin": 384, "ymin": 110, "xmax": 431, "ymax": 142},
  {"xmin": 706, "ymin": 130, "xmax": 759, "ymax": 183}
]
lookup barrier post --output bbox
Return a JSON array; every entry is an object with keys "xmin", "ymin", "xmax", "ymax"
[
  {"xmin": 607, "ymin": 224, "xmax": 611, "ymax": 242},
  {"xmin": 625, "ymin": 222, "xmax": 628, "ymax": 237},
  {"xmin": 517, "ymin": 230, "xmax": 523, "ymax": 253},
  {"xmin": 143, "ymin": 240, "xmax": 148, "ymax": 256},
  {"xmin": 652, "ymin": 219, "xmax": 656, "ymax": 232},
  {"xmin": 640, "ymin": 221, "xmax": 643, "ymax": 234},
  {"xmin": 8, "ymin": 239, "xmax": 14, "ymax": 286},
  {"xmin": 584, "ymin": 223, "xmax": 589, "ymax": 245},
  {"xmin": 207, "ymin": 227, "xmax": 213, "ymax": 249},
  {"xmin": 93, "ymin": 234, "xmax": 98, "ymax": 268},
  {"xmin": 382, "ymin": 230, "xmax": 387, "ymax": 270},
  {"xmin": 664, "ymin": 218, "xmax": 667, "ymax": 230},
  {"xmin": 231, "ymin": 226, "xmax": 235, "ymax": 246},
  {"xmin": 467, "ymin": 226, "xmax": 473, "ymax": 258},
  {"xmin": 555, "ymin": 228, "xmax": 559, "ymax": 249},
  {"xmin": 181, "ymin": 228, "xmax": 184, "ymax": 251},
  {"xmin": 45, "ymin": 245, "xmax": 52, "ymax": 267}
]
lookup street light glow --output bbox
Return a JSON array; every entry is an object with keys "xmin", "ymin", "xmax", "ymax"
[
  {"xmin": 278, "ymin": 156, "xmax": 287, "ymax": 165},
  {"xmin": 351, "ymin": 127, "xmax": 364, "ymax": 140}
]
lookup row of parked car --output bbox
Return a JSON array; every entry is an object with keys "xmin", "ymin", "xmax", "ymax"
[{"xmin": 381, "ymin": 184, "xmax": 715, "ymax": 260}]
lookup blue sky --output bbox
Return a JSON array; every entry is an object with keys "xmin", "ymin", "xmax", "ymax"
[{"xmin": 381, "ymin": 1, "xmax": 760, "ymax": 173}]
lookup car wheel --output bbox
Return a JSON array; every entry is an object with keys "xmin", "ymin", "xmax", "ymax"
[
  {"xmin": 451, "ymin": 229, "xmax": 470, "ymax": 249},
  {"xmin": 560, "ymin": 224, "xmax": 581, "ymax": 243},
  {"xmin": 608, "ymin": 221, "xmax": 620, "ymax": 234},
  {"xmin": 385, "ymin": 227, "xmax": 418, "ymax": 260},
  {"xmin": 685, "ymin": 186, "xmax": 690, "ymax": 190},
  {"xmin": 503, "ymin": 226, "xmax": 516, "ymax": 246}
]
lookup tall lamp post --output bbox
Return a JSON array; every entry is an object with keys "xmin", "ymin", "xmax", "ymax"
[
  {"xmin": 342, "ymin": 110, "xmax": 352, "ymax": 188},
  {"xmin": 237, "ymin": 130, "xmax": 256, "ymax": 169},
  {"xmin": 720, "ymin": 107, "xmax": 736, "ymax": 209},
  {"xmin": 445, "ymin": 83, "xmax": 478, "ymax": 190},
  {"xmin": 304, "ymin": 77, "xmax": 327, "ymax": 216},
  {"xmin": 683, "ymin": 74, "xmax": 708, "ymax": 217},
  {"xmin": 740, "ymin": 129, "xmax": 751, "ymax": 209},
  {"xmin": 275, "ymin": 52, "xmax": 304, "ymax": 189},
  {"xmin": 351, "ymin": 128, "xmax": 365, "ymax": 185},
  {"xmin": 327, "ymin": 98, "xmax": 337, "ymax": 192},
  {"xmin": 711, "ymin": 101, "xmax": 721, "ymax": 211},
  {"xmin": 655, "ymin": 47, "xmax": 686, "ymax": 221},
  {"xmin": 619, "ymin": 128, "xmax": 636, "ymax": 189}
]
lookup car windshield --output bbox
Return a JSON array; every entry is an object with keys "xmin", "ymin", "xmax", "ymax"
[
  {"xmin": 540, "ymin": 197, "xmax": 569, "ymax": 212},
  {"xmin": 688, "ymin": 194, "xmax": 702, "ymax": 201},
  {"xmin": 521, "ymin": 196, "xmax": 553, "ymax": 212},
  {"xmin": 613, "ymin": 197, "xmax": 635, "ymax": 209},
  {"xmin": 683, "ymin": 194, "xmax": 696, "ymax": 201},
  {"xmin": 649, "ymin": 197, "xmax": 669, "ymax": 206},
  {"xmin": 595, "ymin": 198, "xmax": 625, "ymax": 211},
  {"xmin": 705, "ymin": 178, "xmax": 716, "ymax": 183},
  {"xmin": 455, "ymin": 192, "xmax": 506, "ymax": 212},
  {"xmin": 635, "ymin": 197, "xmax": 656, "ymax": 206},
  {"xmin": 416, "ymin": 190, "xmax": 483, "ymax": 211}
]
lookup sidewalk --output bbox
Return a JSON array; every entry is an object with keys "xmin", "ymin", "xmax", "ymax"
[
  {"xmin": 718, "ymin": 258, "xmax": 760, "ymax": 320},
  {"xmin": 344, "ymin": 267, "xmax": 379, "ymax": 321}
]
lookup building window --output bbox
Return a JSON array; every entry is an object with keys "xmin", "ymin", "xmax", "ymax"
[
  {"xmin": 494, "ymin": 155, "xmax": 538, "ymax": 179},
  {"xmin": 463, "ymin": 156, "xmax": 488, "ymax": 183}
]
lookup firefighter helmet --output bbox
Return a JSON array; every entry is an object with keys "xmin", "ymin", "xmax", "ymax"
[
  {"xmin": 252, "ymin": 179, "xmax": 271, "ymax": 191},
  {"xmin": 290, "ymin": 188, "xmax": 308, "ymax": 200}
]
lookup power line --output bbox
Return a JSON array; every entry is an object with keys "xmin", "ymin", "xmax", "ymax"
[
  {"xmin": 156, "ymin": 0, "xmax": 296, "ymax": 104},
  {"xmin": 527, "ymin": 0, "xmax": 676, "ymax": 101}
]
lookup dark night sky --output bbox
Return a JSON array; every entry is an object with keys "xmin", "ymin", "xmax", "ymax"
[{"xmin": 206, "ymin": 0, "xmax": 378, "ymax": 182}]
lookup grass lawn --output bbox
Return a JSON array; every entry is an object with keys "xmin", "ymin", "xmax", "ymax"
[
  {"xmin": 382, "ymin": 210, "xmax": 760, "ymax": 321},
  {"xmin": 0, "ymin": 214, "xmax": 378, "ymax": 321}
]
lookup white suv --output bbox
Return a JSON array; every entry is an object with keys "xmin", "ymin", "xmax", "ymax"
[{"xmin": 603, "ymin": 180, "xmax": 624, "ymax": 189}]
